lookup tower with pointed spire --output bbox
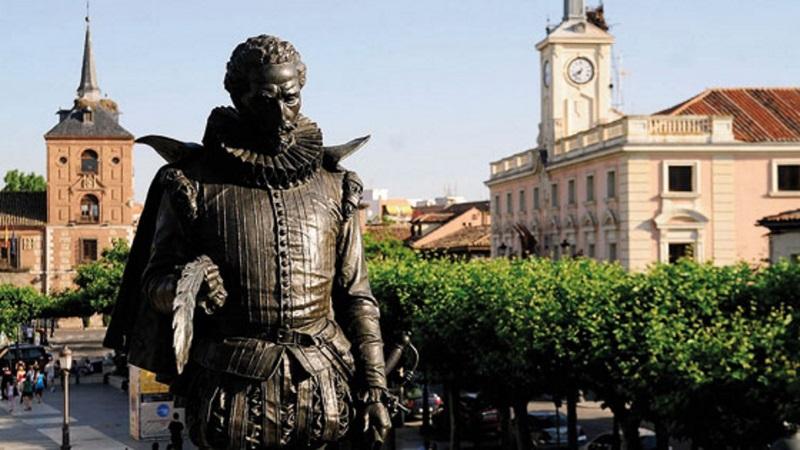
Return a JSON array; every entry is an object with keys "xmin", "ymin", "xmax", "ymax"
[
  {"xmin": 41, "ymin": 11, "xmax": 136, "ymax": 293},
  {"xmin": 77, "ymin": 16, "xmax": 101, "ymax": 102}
]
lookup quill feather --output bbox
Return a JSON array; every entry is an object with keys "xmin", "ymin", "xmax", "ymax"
[{"xmin": 172, "ymin": 255, "xmax": 214, "ymax": 374}]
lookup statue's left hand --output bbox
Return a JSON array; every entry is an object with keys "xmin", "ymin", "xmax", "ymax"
[{"xmin": 362, "ymin": 402, "xmax": 391, "ymax": 449}]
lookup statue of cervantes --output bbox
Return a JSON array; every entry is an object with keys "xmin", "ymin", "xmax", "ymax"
[{"xmin": 104, "ymin": 35, "xmax": 391, "ymax": 450}]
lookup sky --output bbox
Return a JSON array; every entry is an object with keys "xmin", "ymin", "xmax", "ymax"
[{"xmin": 1, "ymin": 0, "xmax": 798, "ymax": 202}]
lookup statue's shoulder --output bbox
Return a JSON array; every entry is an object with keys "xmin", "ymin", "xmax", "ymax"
[{"xmin": 320, "ymin": 135, "xmax": 370, "ymax": 222}]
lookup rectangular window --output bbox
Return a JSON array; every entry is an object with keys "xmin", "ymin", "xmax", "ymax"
[
  {"xmin": 668, "ymin": 165, "xmax": 694, "ymax": 192},
  {"xmin": 533, "ymin": 187, "xmax": 540, "ymax": 210},
  {"xmin": 608, "ymin": 243, "xmax": 617, "ymax": 261},
  {"xmin": 493, "ymin": 195, "xmax": 500, "ymax": 214},
  {"xmin": 568, "ymin": 179, "xmax": 576, "ymax": 205},
  {"xmin": 0, "ymin": 238, "xmax": 19, "ymax": 270},
  {"xmin": 606, "ymin": 171, "xmax": 616, "ymax": 199},
  {"xmin": 551, "ymin": 183, "xmax": 559, "ymax": 208},
  {"xmin": 778, "ymin": 164, "xmax": 800, "ymax": 191},
  {"xmin": 80, "ymin": 239, "xmax": 98, "ymax": 263},
  {"xmin": 519, "ymin": 190, "xmax": 526, "ymax": 212},
  {"xmin": 586, "ymin": 175, "xmax": 595, "ymax": 202},
  {"xmin": 668, "ymin": 243, "xmax": 695, "ymax": 263},
  {"xmin": 588, "ymin": 243, "xmax": 596, "ymax": 258},
  {"xmin": 506, "ymin": 192, "xmax": 513, "ymax": 214}
]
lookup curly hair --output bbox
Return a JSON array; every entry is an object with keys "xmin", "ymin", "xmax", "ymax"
[{"xmin": 224, "ymin": 35, "xmax": 307, "ymax": 100}]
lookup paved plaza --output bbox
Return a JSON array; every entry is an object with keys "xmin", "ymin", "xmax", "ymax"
[{"xmin": 0, "ymin": 383, "xmax": 191, "ymax": 450}]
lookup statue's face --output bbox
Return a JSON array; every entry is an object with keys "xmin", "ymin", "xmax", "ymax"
[{"xmin": 237, "ymin": 62, "xmax": 302, "ymax": 151}]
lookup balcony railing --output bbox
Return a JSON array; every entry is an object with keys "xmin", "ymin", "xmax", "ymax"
[
  {"xmin": 551, "ymin": 115, "xmax": 735, "ymax": 160},
  {"xmin": 488, "ymin": 115, "xmax": 735, "ymax": 181}
]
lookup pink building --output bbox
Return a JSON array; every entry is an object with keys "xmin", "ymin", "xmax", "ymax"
[{"xmin": 486, "ymin": 1, "xmax": 800, "ymax": 269}]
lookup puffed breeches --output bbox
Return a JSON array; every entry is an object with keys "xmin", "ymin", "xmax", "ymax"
[{"xmin": 185, "ymin": 354, "xmax": 353, "ymax": 450}]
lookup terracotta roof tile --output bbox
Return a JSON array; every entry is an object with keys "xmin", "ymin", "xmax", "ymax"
[
  {"xmin": 758, "ymin": 209, "xmax": 800, "ymax": 226},
  {"xmin": 443, "ymin": 201, "xmax": 490, "ymax": 215},
  {"xmin": 659, "ymin": 88, "xmax": 800, "ymax": 143},
  {"xmin": 411, "ymin": 212, "xmax": 454, "ymax": 224},
  {"xmin": 418, "ymin": 225, "xmax": 491, "ymax": 250},
  {"xmin": 0, "ymin": 192, "xmax": 47, "ymax": 227},
  {"xmin": 364, "ymin": 224, "xmax": 412, "ymax": 242}
]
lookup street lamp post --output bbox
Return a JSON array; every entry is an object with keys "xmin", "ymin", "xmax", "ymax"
[{"xmin": 58, "ymin": 346, "xmax": 73, "ymax": 450}]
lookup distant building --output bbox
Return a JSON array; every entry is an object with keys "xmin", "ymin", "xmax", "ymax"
[
  {"xmin": 362, "ymin": 189, "xmax": 388, "ymax": 223},
  {"xmin": 0, "ymin": 19, "xmax": 135, "ymax": 292},
  {"xmin": 410, "ymin": 201, "xmax": 491, "ymax": 257},
  {"xmin": 758, "ymin": 210, "xmax": 800, "ymax": 264},
  {"xmin": 361, "ymin": 189, "xmax": 413, "ymax": 224},
  {"xmin": 486, "ymin": 0, "xmax": 800, "ymax": 268}
]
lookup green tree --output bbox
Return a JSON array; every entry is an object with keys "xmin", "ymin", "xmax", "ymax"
[
  {"xmin": 46, "ymin": 239, "xmax": 130, "ymax": 317},
  {"xmin": 2, "ymin": 170, "xmax": 46, "ymax": 192},
  {"xmin": 0, "ymin": 284, "xmax": 49, "ymax": 339},
  {"xmin": 363, "ymin": 232, "xmax": 416, "ymax": 262}
]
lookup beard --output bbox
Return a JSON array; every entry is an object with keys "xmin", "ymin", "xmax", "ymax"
[
  {"xmin": 263, "ymin": 121, "xmax": 297, "ymax": 154},
  {"xmin": 242, "ymin": 117, "xmax": 297, "ymax": 155}
]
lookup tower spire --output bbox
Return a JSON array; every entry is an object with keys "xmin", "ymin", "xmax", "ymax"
[
  {"xmin": 564, "ymin": 0, "xmax": 586, "ymax": 21},
  {"xmin": 77, "ymin": 2, "xmax": 101, "ymax": 102}
]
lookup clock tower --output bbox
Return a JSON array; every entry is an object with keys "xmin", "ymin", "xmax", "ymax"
[{"xmin": 536, "ymin": 0, "xmax": 618, "ymax": 155}]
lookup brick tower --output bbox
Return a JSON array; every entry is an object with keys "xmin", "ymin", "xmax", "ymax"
[{"xmin": 43, "ymin": 16, "xmax": 135, "ymax": 292}]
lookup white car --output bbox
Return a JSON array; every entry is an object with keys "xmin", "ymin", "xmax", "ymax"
[
  {"xmin": 527, "ymin": 411, "xmax": 588, "ymax": 448},
  {"xmin": 579, "ymin": 427, "xmax": 672, "ymax": 450}
]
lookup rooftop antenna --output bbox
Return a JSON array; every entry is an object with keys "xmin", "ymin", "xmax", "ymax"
[
  {"xmin": 86, "ymin": 0, "xmax": 90, "ymax": 23},
  {"xmin": 611, "ymin": 49, "xmax": 627, "ymax": 111}
]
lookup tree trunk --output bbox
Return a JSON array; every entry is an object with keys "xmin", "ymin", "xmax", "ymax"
[
  {"xmin": 446, "ymin": 382, "xmax": 461, "ymax": 450},
  {"xmin": 513, "ymin": 400, "xmax": 532, "ymax": 450},
  {"xmin": 499, "ymin": 404, "xmax": 513, "ymax": 450},
  {"xmin": 621, "ymin": 415, "xmax": 643, "ymax": 450},
  {"xmin": 422, "ymin": 381, "xmax": 431, "ymax": 434},
  {"xmin": 567, "ymin": 389, "xmax": 579, "ymax": 450},
  {"xmin": 611, "ymin": 414, "xmax": 621, "ymax": 450},
  {"xmin": 654, "ymin": 418, "xmax": 669, "ymax": 450}
]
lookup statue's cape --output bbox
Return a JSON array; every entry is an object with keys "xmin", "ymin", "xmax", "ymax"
[{"xmin": 102, "ymin": 134, "xmax": 369, "ymax": 382}]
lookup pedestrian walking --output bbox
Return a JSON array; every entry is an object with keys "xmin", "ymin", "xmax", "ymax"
[
  {"xmin": 34, "ymin": 370, "xmax": 45, "ymax": 403},
  {"xmin": 20, "ymin": 377, "xmax": 33, "ymax": 410},
  {"xmin": 168, "ymin": 412, "xmax": 184, "ymax": 450},
  {"xmin": 5, "ymin": 378, "xmax": 15, "ymax": 413},
  {"xmin": 15, "ymin": 362, "xmax": 26, "ymax": 401},
  {"xmin": 45, "ymin": 359, "xmax": 55, "ymax": 392},
  {"xmin": 1, "ymin": 366, "xmax": 13, "ymax": 400}
]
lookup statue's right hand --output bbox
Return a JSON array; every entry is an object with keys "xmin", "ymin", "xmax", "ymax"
[{"xmin": 197, "ymin": 263, "xmax": 227, "ymax": 314}]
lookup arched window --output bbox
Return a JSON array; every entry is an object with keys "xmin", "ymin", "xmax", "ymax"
[
  {"xmin": 81, "ymin": 149, "xmax": 98, "ymax": 174},
  {"xmin": 80, "ymin": 194, "xmax": 100, "ymax": 223}
]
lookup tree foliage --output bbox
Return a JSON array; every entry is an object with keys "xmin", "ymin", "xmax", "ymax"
[
  {"xmin": 369, "ymin": 257, "xmax": 800, "ymax": 449},
  {"xmin": 43, "ymin": 239, "xmax": 130, "ymax": 317},
  {"xmin": 2, "ymin": 169, "xmax": 46, "ymax": 192},
  {"xmin": 0, "ymin": 284, "xmax": 50, "ymax": 338}
]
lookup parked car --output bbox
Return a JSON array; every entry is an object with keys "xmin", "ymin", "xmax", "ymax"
[
  {"xmin": 432, "ymin": 391, "xmax": 501, "ymax": 437},
  {"xmin": 0, "ymin": 343, "xmax": 51, "ymax": 370},
  {"xmin": 579, "ymin": 427, "xmax": 671, "ymax": 450},
  {"xmin": 527, "ymin": 411, "xmax": 588, "ymax": 449},
  {"xmin": 404, "ymin": 386, "xmax": 444, "ymax": 419}
]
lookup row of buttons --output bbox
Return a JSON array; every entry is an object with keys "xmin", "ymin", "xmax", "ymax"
[{"xmin": 272, "ymin": 189, "xmax": 291, "ymax": 326}]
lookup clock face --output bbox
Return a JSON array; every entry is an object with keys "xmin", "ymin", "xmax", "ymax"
[
  {"xmin": 568, "ymin": 57, "xmax": 594, "ymax": 84},
  {"xmin": 543, "ymin": 61, "xmax": 552, "ymax": 88}
]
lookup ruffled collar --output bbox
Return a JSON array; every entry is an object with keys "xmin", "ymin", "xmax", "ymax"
[{"xmin": 202, "ymin": 107, "xmax": 323, "ymax": 189}]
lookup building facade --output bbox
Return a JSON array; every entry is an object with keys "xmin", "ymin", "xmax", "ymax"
[
  {"xmin": 486, "ymin": 0, "xmax": 800, "ymax": 269},
  {"xmin": 758, "ymin": 210, "xmax": 800, "ymax": 264},
  {"xmin": 0, "ymin": 20, "xmax": 136, "ymax": 292}
]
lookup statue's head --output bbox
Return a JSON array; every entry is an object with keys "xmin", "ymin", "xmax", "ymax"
[{"xmin": 224, "ymin": 35, "xmax": 307, "ymax": 152}]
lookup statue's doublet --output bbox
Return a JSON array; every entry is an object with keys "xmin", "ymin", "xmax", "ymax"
[{"xmin": 135, "ymin": 111, "xmax": 382, "ymax": 449}]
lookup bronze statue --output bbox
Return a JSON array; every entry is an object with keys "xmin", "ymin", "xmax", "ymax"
[{"xmin": 104, "ymin": 35, "xmax": 391, "ymax": 450}]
